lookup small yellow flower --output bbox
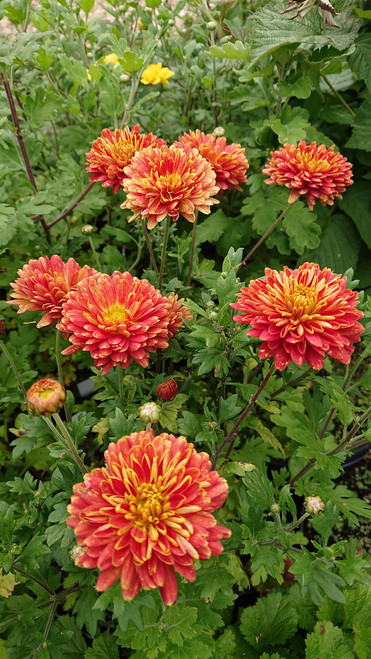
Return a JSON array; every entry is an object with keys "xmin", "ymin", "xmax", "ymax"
[
  {"xmin": 141, "ymin": 62, "xmax": 175, "ymax": 86},
  {"xmin": 86, "ymin": 68, "xmax": 92, "ymax": 82},
  {"xmin": 104, "ymin": 53, "xmax": 120, "ymax": 68}
]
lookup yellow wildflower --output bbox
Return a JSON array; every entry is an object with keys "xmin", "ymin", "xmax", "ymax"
[
  {"xmin": 86, "ymin": 69, "xmax": 92, "ymax": 82},
  {"xmin": 104, "ymin": 53, "xmax": 120, "ymax": 68},
  {"xmin": 141, "ymin": 62, "xmax": 175, "ymax": 86}
]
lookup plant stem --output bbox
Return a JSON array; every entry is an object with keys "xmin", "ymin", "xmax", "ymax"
[
  {"xmin": 55, "ymin": 330, "xmax": 64, "ymax": 386},
  {"xmin": 32, "ymin": 599, "xmax": 58, "ymax": 659},
  {"xmin": 158, "ymin": 216, "xmax": 171, "ymax": 291},
  {"xmin": 46, "ymin": 182, "xmax": 95, "ymax": 228},
  {"xmin": 239, "ymin": 204, "xmax": 292, "ymax": 269},
  {"xmin": 141, "ymin": 219, "xmax": 158, "ymax": 274},
  {"xmin": 185, "ymin": 210, "xmax": 198, "ymax": 297},
  {"xmin": 1, "ymin": 73, "xmax": 50, "ymax": 244},
  {"xmin": 52, "ymin": 413, "xmax": 88, "ymax": 475},
  {"xmin": 321, "ymin": 74, "xmax": 356, "ymax": 117},
  {"xmin": 211, "ymin": 362, "xmax": 275, "ymax": 469},
  {"xmin": 88, "ymin": 236, "xmax": 102, "ymax": 270},
  {"xmin": 43, "ymin": 415, "xmax": 67, "ymax": 447},
  {"xmin": 13, "ymin": 566, "xmax": 55, "ymax": 596},
  {"xmin": 121, "ymin": 72, "xmax": 139, "ymax": 127},
  {"xmin": 270, "ymin": 367, "xmax": 312, "ymax": 399},
  {"xmin": 285, "ymin": 512, "xmax": 310, "ymax": 533},
  {"xmin": 118, "ymin": 366, "xmax": 124, "ymax": 405},
  {"xmin": 0, "ymin": 339, "xmax": 27, "ymax": 401},
  {"xmin": 290, "ymin": 405, "xmax": 371, "ymax": 487}
]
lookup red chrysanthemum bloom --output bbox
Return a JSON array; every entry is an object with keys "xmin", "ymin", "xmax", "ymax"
[
  {"xmin": 175, "ymin": 129, "xmax": 249, "ymax": 195},
  {"xmin": 231, "ymin": 263, "xmax": 364, "ymax": 371},
  {"xmin": 166, "ymin": 292, "xmax": 193, "ymax": 338},
  {"xmin": 8, "ymin": 255, "xmax": 97, "ymax": 328},
  {"xmin": 85, "ymin": 125, "xmax": 166, "ymax": 193},
  {"xmin": 27, "ymin": 378, "xmax": 66, "ymax": 415},
  {"xmin": 121, "ymin": 145, "xmax": 219, "ymax": 229},
  {"xmin": 67, "ymin": 430, "xmax": 230, "ymax": 605},
  {"xmin": 262, "ymin": 141, "xmax": 353, "ymax": 210},
  {"xmin": 57, "ymin": 272, "xmax": 170, "ymax": 374}
]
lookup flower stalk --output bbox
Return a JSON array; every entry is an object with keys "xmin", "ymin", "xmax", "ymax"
[
  {"xmin": 239, "ymin": 204, "xmax": 292, "ymax": 269},
  {"xmin": 158, "ymin": 216, "xmax": 171, "ymax": 291},
  {"xmin": 0, "ymin": 339, "xmax": 27, "ymax": 401},
  {"xmin": 186, "ymin": 210, "xmax": 198, "ymax": 296}
]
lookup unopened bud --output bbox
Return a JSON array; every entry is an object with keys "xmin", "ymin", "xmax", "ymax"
[
  {"xmin": 305, "ymin": 495, "xmax": 325, "ymax": 516},
  {"xmin": 206, "ymin": 21, "xmax": 218, "ymax": 31},
  {"xmin": 120, "ymin": 73, "xmax": 130, "ymax": 82},
  {"xmin": 27, "ymin": 378, "xmax": 66, "ymax": 416},
  {"xmin": 156, "ymin": 379, "xmax": 178, "ymax": 401},
  {"xmin": 209, "ymin": 311, "xmax": 218, "ymax": 320},
  {"xmin": 0, "ymin": 319, "xmax": 5, "ymax": 337},
  {"xmin": 138, "ymin": 402, "xmax": 161, "ymax": 424},
  {"xmin": 70, "ymin": 545, "xmax": 85, "ymax": 563},
  {"xmin": 138, "ymin": 18, "xmax": 146, "ymax": 30},
  {"xmin": 81, "ymin": 224, "xmax": 94, "ymax": 235},
  {"xmin": 214, "ymin": 126, "xmax": 225, "ymax": 137},
  {"xmin": 270, "ymin": 503, "xmax": 280, "ymax": 514}
]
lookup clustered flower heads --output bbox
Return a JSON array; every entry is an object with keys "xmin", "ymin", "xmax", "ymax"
[
  {"xmin": 8, "ymin": 255, "xmax": 96, "ymax": 328},
  {"xmin": 67, "ymin": 430, "xmax": 230, "ymax": 605},
  {"xmin": 85, "ymin": 125, "xmax": 166, "ymax": 193},
  {"xmin": 232, "ymin": 262, "xmax": 364, "ymax": 371},
  {"xmin": 263, "ymin": 141, "xmax": 353, "ymax": 210},
  {"xmin": 175, "ymin": 129, "xmax": 249, "ymax": 194},
  {"xmin": 27, "ymin": 378, "xmax": 66, "ymax": 415}
]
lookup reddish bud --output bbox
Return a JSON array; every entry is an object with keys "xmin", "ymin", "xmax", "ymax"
[
  {"xmin": 156, "ymin": 379, "xmax": 178, "ymax": 401},
  {"xmin": 0, "ymin": 319, "xmax": 5, "ymax": 337},
  {"xmin": 27, "ymin": 378, "xmax": 66, "ymax": 415}
]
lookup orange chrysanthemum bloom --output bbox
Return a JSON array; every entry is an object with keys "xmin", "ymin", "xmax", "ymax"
[
  {"xmin": 57, "ymin": 272, "xmax": 170, "ymax": 374},
  {"xmin": 262, "ymin": 141, "xmax": 353, "ymax": 210},
  {"xmin": 67, "ymin": 430, "xmax": 230, "ymax": 605},
  {"xmin": 121, "ymin": 145, "xmax": 219, "ymax": 229},
  {"xmin": 85, "ymin": 126, "xmax": 166, "ymax": 193},
  {"xmin": 8, "ymin": 255, "xmax": 96, "ymax": 328},
  {"xmin": 27, "ymin": 378, "xmax": 66, "ymax": 415},
  {"xmin": 175, "ymin": 129, "xmax": 249, "ymax": 195},
  {"xmin": 166, "ymin": 292, "xmax": 193, "ymax": 338},
  {"xmin": 231, "ymin": 263, "xmax": 364, "ymax": 371}
]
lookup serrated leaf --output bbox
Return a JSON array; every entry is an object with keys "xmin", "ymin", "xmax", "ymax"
[
  {"xmin": 240, "ymin": 591, "xmax": 298, "ymax": 650},
  {"xmin": 305, "ymin": 620, "xmax": 354, "ymax": 659},
  {"xmin": 245, "ymin": 417, "xmax": 285, "ymax": 457},
  {"xmin": 318, "ymin": 377, "xmax": 355, "ymax": 428},
  {"xmin": 283, "ymin": 203, "xmax": 320, "ymax": 254},
  {"xmin": 346, "ymin": 97, "xmax": 371, "ymax": 152},
  {"xmin": 303, "ymin": 214, "xmax": 361, "ymax": 274},
  {"xmin": 349, "ymin": 33, "xmax": 371, "ymax": 90},
  {"xmin": 84, "ymin": 633, "xmax": 119, "ymax": 659},
  {"xmin": 270, "ymin": 107, "xmax": 311, "ymax": 144},
  {"xmin": 195, "ymin": 210, "xmax": 230, "ymax": 245},
  {"xmin": 339, "ymin": 182, "xmax": 371, "ymax": 248},
  {"xmin": 207, "ymin": 40, "xmax": 250, "ymax": 60}
]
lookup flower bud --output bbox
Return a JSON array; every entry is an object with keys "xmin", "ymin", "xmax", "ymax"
[
  {"xmin": 214, "ymin": 126, "xmax": 225, "ymax": 137},
  {"xmin": 0, "ymin": 319, "xmax": 5, "ymax": 337},
  {"xmin": 270, "ymin": 503, "xmax": 280, "ymax": 514},
  {"xmin": 120, "ymin": 73, "xmax": 130, "ymax": 82},
  {"xmin": 206, "ymin": 20, "xmax": 218, "ymax": 31},
  {"xmin": 81, "ymin": 224, "xmax": 94, "ymax": 235},
  {"xmin": 27, "ymin": 378, "xmax": 66, "ymax": 416},
  {"xmin": 70, "ymin": 545, "xmax": 85, "ymax": 563},
  {"xmin": 138, "ymin": 402, "xmax": 161, "ymax": 424},
  {"xmin": 156, "ymin": 379, "xmax": 178, "ymax": 401},
  {"xmin": 305, "ymin": 495, "xmax": 325, "ymax": 516},
  {"xmin": 138, "ymin": 18, "xmax": 146, "ymax": 30}
]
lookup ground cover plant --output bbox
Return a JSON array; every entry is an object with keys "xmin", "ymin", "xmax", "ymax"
[{"xmin": 0, "ymin": 0, "xmax": 371, "ymax": 657}]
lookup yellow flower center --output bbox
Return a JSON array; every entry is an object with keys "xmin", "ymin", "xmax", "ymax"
[
  {"xmin": 38, "ymin": 386, "xmax": 55, "ymax": 399},
  {"xmin": 110, "ymin": 139, "xmax": 136, "ymax": 164},
  {"xmin": 129, "ymin": 482, "xmax": 169, "ymax": 529},
  {"xmin": 285, "ymin": 284, "xmax": 318, "ymax": 318},
  {"xmin": 102, "ymin": 304, "xmax": 128, "ymax": 330}
]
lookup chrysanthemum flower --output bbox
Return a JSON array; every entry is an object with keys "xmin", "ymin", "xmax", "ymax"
[
  {"xmin": 166, "ymin": 293, "xmax": 193, "ymax": 338},
  {"xmin": 104, "ymin": 53, "xmax": 120, "ymax": 68},
  {"xmin": 57, "ymin": 272, "xmax": 170, "ymax": 374},
  {"xmin": 175, "ymin": 129, "xmax": 249, "ymax": 194},
  {"xmin": 231, "ymin": 263, "xmax": 364, "ymax": 371},
  {"xmin": 27, "ymin": 378, "xmax": 65, "ymax": 415},
  {"xmin": 67, "ymin": 430, "xmax": 230, "ymax": 605},
  {"xmin": 263, "ymin": 141, "xmax": 353, "ymax": 210},
  {"xmin": 8, "ymin": 255, "xmax": 96, "ymax": 329},
  {"xmin": 121, "ymin": 145, "xmax": 219, "ymax": 229},
  {"xmin": 85, "ymin": 126, "xmax": 166, "ymax": 194},
  {"xmin": 141, "ymin": 63, "xmax": 175, "ymax": 86}
]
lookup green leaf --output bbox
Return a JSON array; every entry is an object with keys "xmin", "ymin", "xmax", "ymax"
[
  {"xmin": 270, "ymin": 107, "xmax": 311, "ymax": 144},
  {"xmin": 192, "ymin": 347, "xmax": 229, "ymax": 377},
  {"xmin": 346, "ymin": 97, "xmax": 371, "ymax": 152},
  {"xmin": 303, "ymin": 214, "xmax": 361, "ymax": 275},
  {"xmin": 79, "ymin": 0, "xmax": 94, "ymax": 14},
  {"xmin": 109, "ymin": 409, "xmax": 136, "ymax": 440},
  {"xmin": 0, "ymin": 32, "xmax": 52, "ymax": 67},
  {"xmin": 344, "ymin": 584, "xmax": 371, "ymax": 628},
  {"xmin": 317, "ymin": 377, "xmax": 355, "ymax": 428},
  {"xmin": 280, "ymin": 76, "xmax": 312, "ymax": 100},
  {"xmin": 120, "ymin": 50, "xmax": 144, "ymax": 73},
  {"xmin": 207, "ymin": 40, "xmax": 250, "ymax": 60},
  {"xmin": 283, "ymin": 202, "xmax": 320, "ymax": 254},
  {"xmin": 354, "ymin": 624, "xmax": 371, "ymax": 659},
  {"xmin": 339, "ymin": 182, "xmax": 371, "ymax": 248},
  {"xmin": 245, "ymin": 417, "xmax": 285, "ymax": 457},
  {"xmin": 195, "ymin": 210, "xmax": 230, "ymax": 245},
  {"xmin": 305, "ymin": 621, "xmax": 354, "ymax": 659},
  {"xmin": 219, "ymin": 395, "xmax": 242, "ymax": 424},
  {"xmin": 84, "ymin": 634, "xmax": 119, "ymax": 659},
  {"xmin": 349, "ymin": 33, "xmax": 371, "ymax": 89},
  {"xmin": 23, "ymin": 89, "xmax": 60, "ymax": 129},
  {"xmin": 240, "ymin": 591, "xmax": 298, "ymax": 651},
  {"xmin": 59, "ymin": 54, "xmax": 88, "ymax": 86}
]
